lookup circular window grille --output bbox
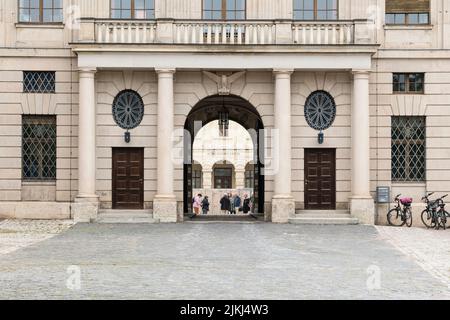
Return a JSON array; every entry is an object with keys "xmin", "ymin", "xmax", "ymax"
[
  {"xmin": 304, "ymin": 90, "xmax": 336, "ymax": 131},
  {"xmin": 112, "ymin": 90, "xmax": 144, "ymax": 130}
]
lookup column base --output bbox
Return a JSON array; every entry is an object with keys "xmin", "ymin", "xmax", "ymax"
[
  {"xmin": 153, "ymin": 195, "xmax": 178, "ymax": 223},
  {"xmin": 72, "ymin": 196, "xmax": 99, "ymax": 223},
  {"xmin": 271, "ymin": 195, "xmax": 295, "ymax": 223},
  {"xmin": 350, "ymin": 197, "xmax": 375, "ymax": 225}
]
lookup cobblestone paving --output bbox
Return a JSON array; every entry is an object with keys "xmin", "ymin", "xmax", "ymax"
[
  {"xmin": 0, "ymin": 223, "xmax": 449, "ymax": 300},
  {"xmin": 0, "ymin": 220, "xmax": 73, "ymax": 256},
  {"xmin": 376, "ymin": 226, "xmax": 450, "ymax": 290}
]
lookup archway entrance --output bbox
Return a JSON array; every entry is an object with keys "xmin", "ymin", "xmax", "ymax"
[{"xmin": 184, "ymin": 95, "xmax": 265, "ymax": 218}]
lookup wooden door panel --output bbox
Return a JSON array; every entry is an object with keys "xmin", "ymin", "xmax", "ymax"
[
  {"xmin": 112, "ymin": 148, "xmax": 144, "ymax": 210},
  {"xmin": 305, "ymin": 149, "xmax": 336, "ymax": 210}
]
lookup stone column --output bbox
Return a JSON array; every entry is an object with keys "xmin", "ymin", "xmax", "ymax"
[
  {"xmin": 350, "ymin": 70, "xmax": 375, "ymax": 224},
  {"xmin": 271, "ymin": 69, "xmax": 295, "ymax": 223},
  {"xmin": 73, "ymin": 68, "xmax": 99, "ymax": 223},
  {"xmin": 153, "ymin": 68, "xmax": 178, "ymax": 223}
]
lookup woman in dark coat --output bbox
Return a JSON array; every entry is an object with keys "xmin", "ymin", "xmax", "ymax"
[
  {"xmin": 220, "ymin": 194, "xmax": 231, "ymax": 214},
  {"xmin": 243, "ymin": 194, "xmax": 251, "ymax": 214},
  {"xmin": 202, "ymin": 196, "xmax": 210, "ymax": 215}
]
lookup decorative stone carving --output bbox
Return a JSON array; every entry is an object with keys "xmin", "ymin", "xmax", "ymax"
[{"xmin": 203, "ymin": 71, "xmax": 246, "ymax": 95}]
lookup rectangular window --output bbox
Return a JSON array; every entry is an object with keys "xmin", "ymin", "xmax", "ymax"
[
  {"xmin": 391, "ymin": 116, "xmax": 426, "ymax": 182},
  {"xmin": 293, "ymin": 0, "xmax": 338, "ymax": 20},
  {"xmin": 19, "ymin": 0, "xmax": 63, "ymax": 23},
  {"xmin": 214, "ymin": 168, "xmax": 232, "ymax": 189},
  {"xmin": 111, "ymin": 0, "xmax": 155, "ymax": 19},
  {"xmin": 203, "ymin": 0, "xmax": 246, "ymax": 20},
  {"xmin": 23, "ymin": 71, "xmax": 56, "ymax": 93},
  {"xmin": 245, "ymin": 169, "xmax": 254, "ymax": 189},
  {"xmin": 385, "ymin": 0, "xmax": 430, "ymax": 25},
  {"xmin": 193, "ymin": 170, "xmax": 202, "ymax": 189},
  {"xmin": 22, "ymin": 116, "xmax": 57, "ymax": 181},
  {"xmin": 393, "ymin": 73, "xmax": 424, "ymax": 94}
]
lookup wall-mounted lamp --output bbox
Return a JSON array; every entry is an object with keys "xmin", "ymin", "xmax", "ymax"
[
  {"xmin": 124, "ymin": 130, "xmax": 131, "ymax": 143},
  {"xmin": 318, "ymin": 131, "xmax": 324, "ymax": 145}
]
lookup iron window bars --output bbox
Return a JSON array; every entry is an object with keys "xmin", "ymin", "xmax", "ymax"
[{"xmin": 22, "ymin": 116, "xmax": 57, "ymax": 181}]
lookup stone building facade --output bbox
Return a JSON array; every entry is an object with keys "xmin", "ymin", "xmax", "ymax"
[{"xmin": 0, "ymin": 0, "xmax": 449, "ymax": 224}]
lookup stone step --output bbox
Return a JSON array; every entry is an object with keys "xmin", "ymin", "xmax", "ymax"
[
  {"xmin": 289, "ymin": 216, "xmax": 359, "ymax": 225},
  {"xmin": 290, "ymin": 210, "xmax": 358, "ymax": 225},
  {"xmin": 295, "ymin": 210, "xmax": 350, "ymax": 216},
  {"xmin": 185, "ymin": 214, "xmax": 262, "ymax": 223},
  {"xmin": 96, "ymin": 210, "xmax": 159, "ymax": 224}
]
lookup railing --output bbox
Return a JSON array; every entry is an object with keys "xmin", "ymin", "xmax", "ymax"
[
  {"xmin": 173, "ymin": 21, "xmax": 276, "ymax": 45},
  {"xmin": 96, "ymin": 20, "xmax": 157, "ymax": 43},
  {"xmin": 81, "ymin": 19, "xmax": 373, "ymax": 46},
  {"xmin": 292, "ymin": 21, "xmax": 354, "ymax": 45}
]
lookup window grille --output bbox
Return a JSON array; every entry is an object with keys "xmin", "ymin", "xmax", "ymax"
[
  {"xmin": 22, "ymin": 116, "xmax": 57, "ymax": 181},
  {"xmin": 23, "ymin": 71, "xmax": 56, "ymax": 93},
  {"xmin": 391, "ymin": 116, "xmax": 426, "ymax": 182}
]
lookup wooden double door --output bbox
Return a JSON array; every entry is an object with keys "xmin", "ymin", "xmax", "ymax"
[
  {"xmin": 304, "ymin": 149, "xmax": 336, "ymax": 210},
  {"xmin": 112, "ymin": 148, "xmax": 144, "ymax": 209}
]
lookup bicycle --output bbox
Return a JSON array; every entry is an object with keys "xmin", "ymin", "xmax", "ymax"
[
  {"xmin": 421, "ymin": 193, "xmax": 449, "ymax": 230},
  {"xmin": 435, "ymin": 195, "xmax": 448, "ymax": 230},
  {"xmin": 387, "ymin": 194, "xmax": 413, "ymax": 227}
]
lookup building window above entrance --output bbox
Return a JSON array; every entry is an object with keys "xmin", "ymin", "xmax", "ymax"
[
  {"xmin": 293, "ymin": 0, "xmax": 338, "ymax": 20},
  {"xmin": 112, "ymin": 90, "xmax": 145, "ymax": 130},
  {"xmin": 304, "ymin": 90, "xmax": 337, "ymax": 131},
  {"xmin": 203, "ymin": 0, "xmax": 246, "ymax": 20},
  {"xmin": 393, "ymin": 73, "xmax": 424, "ymax": 94},
  {"xmin": 19, "ymin": 0, "xmax": 63, "ymax": 23},
  {"xmin": 385, "ymin": 0, "xmax": 430, "ymax": 25},
  {"xmin": 111, "ymin": 0, "xmax": 155, "ymax": 19}
]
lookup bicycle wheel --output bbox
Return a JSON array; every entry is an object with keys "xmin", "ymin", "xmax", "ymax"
[
  {"xmin": 421, "ymin": 209, "xmax": 435, "ymax": 228},
  {"xmin": 388, "ymin": 208, "xmax": 404, "ymax": 226},
  {"xmin": 405, "ymin": 208, "xmax": 413, "ymax": 228}
]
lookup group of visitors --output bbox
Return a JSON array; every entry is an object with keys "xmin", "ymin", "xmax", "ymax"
[
  {"xmin": 220, "ymin": 193, "xmax": 252, "ymax": 215},
  {"xmin": 192, "ymin": 194, "xmax": 210, "ymax": 216},
  {"xmin": 191, "ymin": 193, "xmax": 252, "ymax": 216}
]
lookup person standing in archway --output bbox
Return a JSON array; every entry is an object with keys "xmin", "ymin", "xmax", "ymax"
[
  {"xmin": 220, "ymin": 193, "xmax": 231, "ymax": 215},
  {"xmin": 193, "ymin": 194, "xmax": 202, "ymax": 216},
  {"xmin": 201, "ymin": 196, "xmax": 210, "ymax": 215},
  {"xmin": 243, "ymin": 194, "xmax": 251, "ymax": 214},
  {"xmin": 233, "ymin": 193, "xmax": 242, "ymax": 215}
]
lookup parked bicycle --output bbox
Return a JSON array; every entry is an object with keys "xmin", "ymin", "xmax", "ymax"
[
  {"xmin": 421, "ymin": 193, "xmax": 449, "ymax": 230},
  {"xmin": 387, "ymin": 194, "xmax": 413, "ymax": 227}
]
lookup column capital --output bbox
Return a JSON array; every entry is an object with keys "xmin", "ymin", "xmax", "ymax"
[
  {"xmin": 155, "ymin": 68, "xmax": 176, "ymax": 75},
  {"xmin": 273, "ymin": 69, "xmax": 294, "ymax": 77},
  {"xmin": 78, "ymin": 67, "xmax": 97, "ymax": 74},
  {"xmin": 352, "ymin": 70, "xmax": 370, "ymax": 78}
]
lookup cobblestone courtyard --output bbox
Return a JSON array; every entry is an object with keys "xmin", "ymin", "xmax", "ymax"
[{"xmin": 0, "ymin": 221, "xmax": 449, "ymax": 300}]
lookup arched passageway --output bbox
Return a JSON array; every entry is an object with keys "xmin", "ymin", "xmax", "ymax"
[{"xmin": 184, "ymin": 95, "xmax": 265, "ymax": 217}]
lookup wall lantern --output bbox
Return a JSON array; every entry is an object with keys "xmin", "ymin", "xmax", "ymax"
[
  {"xmin": 318, "ymin": 131, "xmax": 324, "ymax": 145},
  {"xmin": 124, "ymin": 130, "xmax": 131, "ymax": 143}
]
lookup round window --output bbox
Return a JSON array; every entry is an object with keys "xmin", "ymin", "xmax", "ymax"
[
  {"xmin": 304, "ymin": 90, "xmax": 336, "ymax": 131},
  {"xmin": 112, "ymin": 90, "xmax": 144, "ymax": 130}
]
